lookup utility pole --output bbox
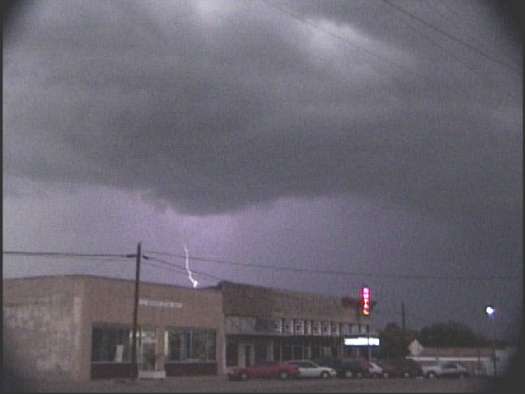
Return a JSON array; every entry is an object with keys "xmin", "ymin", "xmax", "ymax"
[
  {"xmin": 401, "ymin": 301, "xmax": 407, "ymax": 354},
  {"xmin": 491, "ymin": 318, "xmax": 497, "ymax": 378},
  {"xmin": 401, "ymin": 302, "xmax": 406, "ymax": 333},
  {"xmin": 131, "ymin": 242, "xmax": 142, "ymax": 379}
]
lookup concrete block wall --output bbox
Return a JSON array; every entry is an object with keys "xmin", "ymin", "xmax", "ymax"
[{"xmin": 3, "ymin": 277, "xmax": 84, "ymax": 382}]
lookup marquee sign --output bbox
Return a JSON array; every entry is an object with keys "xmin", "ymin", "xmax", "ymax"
[{"xmin": 344, "ymin": 336, "xmax": 380, "ymax": 346}]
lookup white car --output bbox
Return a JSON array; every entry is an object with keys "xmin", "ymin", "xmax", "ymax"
[
  {"xmin": 421, "ymin": 362, "xmax": 469, "ymax": 378},
  {"xmin": 368, "ymin": 361, "xmax": 387, "ymax": 378},
  {"xmin": 287, "ymin": 360, "xmax": 337, "ymax": 379}
]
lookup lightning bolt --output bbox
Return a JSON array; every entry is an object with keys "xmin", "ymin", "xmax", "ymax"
[{"xmin": 184, "ymin": 244, "xmax": 199, "ymax": 288}]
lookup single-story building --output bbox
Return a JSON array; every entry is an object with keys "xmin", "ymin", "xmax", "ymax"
[
  {"xmin": 406, "ymin": 339, "xmax": 516, "ymax": 376},
  {"xmin": 4, "ymin": 274, "xmax": 376, "ymax": 382},
  {"xmin": 219, "ymin": 281, "xmax": 376, "ymax": 370},
  {"xmin": 4, "ymin": 275, "xmax": 224, "ymax": 382}
]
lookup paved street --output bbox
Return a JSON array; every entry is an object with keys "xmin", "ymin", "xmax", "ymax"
[{"xmin": 29, "ymin": 376, "xmax": 494, "ymax": 393}]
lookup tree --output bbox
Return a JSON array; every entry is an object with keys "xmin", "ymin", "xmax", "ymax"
[
  {"xmin": 378, "ymin": 322, "xmax": 418, "ymax": 359},
  {"xmin": 417, "ymin": 321, "xmax": 488, "ymax": 347}
]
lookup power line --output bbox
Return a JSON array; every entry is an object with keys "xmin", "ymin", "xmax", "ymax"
[
  {"xmin": 3, "ymin": 250, "xmax": 134, "ymax": 258},
  {"xmin": 141, "ymin": 260, "xmax": 216, "ymax": 287},
  {"xmin": 422, "ymin": 1, "xmax": 517, "ymax": 68},
  {"xmin": 4, "ymin": 248, "xmax": 516, "ymax": 281},
  {"xmin": 144, "ymin": 249, "xmax": 515, "ymax": 281},
  {"xmin": 381, "ymin": 0, "xmax": 520, "ymax": 75},
  {"xmin": 261, "ymin": 0, "xmax": 425, "ymax": 85},
  {"xmin": 383, "ymin": 1, "xmax": 479, "ymax": 75},
  {"xmin": 144, "ymin": 255, "xmax": 228, "ymax": 283},
  {"xmin": 258, "ymin": 0, "xmax": 516, "ymax": 114}
]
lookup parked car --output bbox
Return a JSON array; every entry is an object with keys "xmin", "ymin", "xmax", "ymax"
[
  {"xmin": 379, "ymin": 359, "xmax": 423, "ymax": 378},
  {"xmin": 227, "ymin": 361, "xmax": 300, "ymax": 381},
  {"xmin": 286, "ymin": 360, "xmax": 337, "ymax": 379},
  {"xmin": 314, "ymin": 358, "xmax": 370, "ymax": 378},
  {"xmin": 421, "ymin": 361, "xmax": 469, "ymax": 378},
  {"xmin": 368, "ymin": 361, "xmax": 387, "ymax": 378}
]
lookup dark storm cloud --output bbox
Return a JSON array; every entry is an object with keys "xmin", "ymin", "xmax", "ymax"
[{"xmin": 4, "ymin": 0, "xmax": 521, "ymax": 221}]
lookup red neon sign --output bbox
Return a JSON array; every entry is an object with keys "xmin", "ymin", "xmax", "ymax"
[{"xmin": 360, "ymin": 287, "xmax": 371, "ymax": 316}]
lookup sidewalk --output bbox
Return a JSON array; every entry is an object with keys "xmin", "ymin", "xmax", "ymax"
[{"xmin": 33, "ymin": 375, "xmax": 230, "ymax": 393}]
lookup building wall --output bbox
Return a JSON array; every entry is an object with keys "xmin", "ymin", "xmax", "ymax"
[
  {"xmin": 80, "ymin": 275, "xmax": 225, "ymax": 379},
  {"xmin": 221, "ymin": 281, "xmax": 363, "ymax": 321},
  {"xmin": 3, "ymin": 276, "xmax": 85, "ymax": 382},
  {"xmin": 4, "ymin": 275, "xmax": 225, "ymax": 382},
  {"xmin": 220, "ymin": 282, "xmax": 373, "ymax": 368}
]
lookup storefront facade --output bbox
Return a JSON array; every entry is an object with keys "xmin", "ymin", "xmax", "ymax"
[
  {"xmin": 219, "ymin": 281, "xmax": 374, "ymax": 369},
  {"xmin": 4, "ymin": 275, "xmax": 377, "ymax": 382}
]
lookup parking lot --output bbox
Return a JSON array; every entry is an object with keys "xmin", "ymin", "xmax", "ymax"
[{"xmin": 25, "ymin": 376, "xmax": 496, "ymax": 393}]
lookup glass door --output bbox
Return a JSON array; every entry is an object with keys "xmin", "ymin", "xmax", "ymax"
[{"xmin": 138, "ymin": 327, "xmax": 157, "ymax": 371}]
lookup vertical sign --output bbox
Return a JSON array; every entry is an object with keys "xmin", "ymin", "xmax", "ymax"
[{"xmin": 360, "ymin": 286, "xmax": 371, "ymax": 316}]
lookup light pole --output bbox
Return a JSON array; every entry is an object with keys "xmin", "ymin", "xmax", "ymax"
[{"xmin": 484, "ymin": 305, "xmax": 497, "ymax": 378}]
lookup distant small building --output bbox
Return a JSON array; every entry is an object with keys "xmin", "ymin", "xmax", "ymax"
[{"xmin": 406, "ymin": 339, "xmax": 516, "ymax": 377}]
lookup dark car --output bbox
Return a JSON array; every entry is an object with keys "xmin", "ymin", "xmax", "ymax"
[
  {"xmin": 379, "ymin": 359, "xmax": 423, "ymax": 378},
  {"xmin": 227, "ymin": 361, "xmax": 300, "ymax": 381},
  {"xmin": 314, "ymin": 358, "xmax": 370, "ymax": 378}
]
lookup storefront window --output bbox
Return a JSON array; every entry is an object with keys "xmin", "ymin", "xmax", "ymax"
[
  {"xmin": 91, "ymin": 325, "xmax": 131, "ymax": 363},
  {"xmin": 166, "ymin": 327, "xmax": 216, "ymax": 362},
  {"xmin": 292, "ymin": 345, "xmax": 304, "ymax": 359},
  {"xmin": 311, "ymin": 344, "xmax": 321, "ymax": 359},
  {"xmin": 226, "ymin": 340, "xmax": 238, "ymax": 366},
  {"xmin": 273, "ymin": 340, "xmax": 281, "ymax": 362},
  {"xmin": 254, "ymin": 341, "xmax": 267, "ymax": 363},
  {"xmin": 282, "ymin": 344, "xmax": 292, "ymax": 361}
]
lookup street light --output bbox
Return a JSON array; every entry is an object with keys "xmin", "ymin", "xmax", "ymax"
[
  {"xmin": 484, "ymin": 305, "xmax": 497, "ymax": 378},
  {"xmin": 485, "ymin": 306, "xmax": 495, "ymax": 317}
]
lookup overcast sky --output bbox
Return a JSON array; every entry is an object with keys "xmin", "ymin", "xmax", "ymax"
[{"xmin": 4, "ymin": 0, "xmax": 522, "ymax": 340}]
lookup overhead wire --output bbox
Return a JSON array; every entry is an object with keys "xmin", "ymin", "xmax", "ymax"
[
  {"xmin": 144, "ymin": 249, "xmax": 515, "ymax": 281},
  {"xmin": 263, "ymin": 0, "xmax": 518, "ymax": 103},
  {"xmin": 381, "ymin": 0, "xmax": 520, "ymax": 107},
  {"xmin": 381, "ymin": 0, "xmax": 520, "ymax": 75},
  {"xmin": 260, "ymin": 0, "xmax": 426, "ymax": 86},
  {"xmin": 144, "ymin": 255, "xmax": 228, "ymax": 283},
  {"xmin": 422, "ymin": 0, "xmax": 517, "ymax": 68},
  {"xmin": 4, "ymin": 248, "xmax": 516, "ymax": 281},
  {"xmin": 3, "ymin": 250, "xmax": 134, "ymax": 258}
]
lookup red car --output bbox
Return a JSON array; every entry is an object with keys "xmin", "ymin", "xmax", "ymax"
[{"xmin": 228, "ymin": 361, "xmax": 300, "ymax": 381}]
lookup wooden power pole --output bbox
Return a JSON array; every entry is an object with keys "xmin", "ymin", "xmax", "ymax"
[
  {"xmin": 131, "ymin": 242, "xmax": 142, "ymax": 379},
  {"xmin": 401, "ymin": 301, "xmax": 406, "ymax": 333}
]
